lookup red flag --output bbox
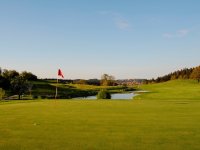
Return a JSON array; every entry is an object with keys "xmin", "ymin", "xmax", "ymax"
[{"xmin": 58, "ymin": 69, "xmax": 64, "ymax": 78}]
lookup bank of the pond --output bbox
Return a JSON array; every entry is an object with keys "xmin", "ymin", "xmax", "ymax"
[{"xmin": 73, "ymin": 92, "xmax": 137, "ymax": 100}]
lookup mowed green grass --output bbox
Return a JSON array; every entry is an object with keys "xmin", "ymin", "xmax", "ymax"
[
  {"xmin": 0, "ymin": 99, "xmax": 200, "ymax": 150},
  {"xmin": 0, "ymin": 79, "xmax": 200, "ymax": 150},
  {"xmin": 135, "ymin": 80, "xmax": 200, "ymax": 100}
]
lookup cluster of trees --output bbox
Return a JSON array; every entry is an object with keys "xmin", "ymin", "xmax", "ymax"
[
  {"xmin": 144, "ymin": 66, "xmax": 200, "ymax": 84},
  {"xmin": 191, "ymin": 66, "xmax": 200, "ymax": 83},
  {"xmin": 73, "ymin": 79, "xmax": 101, "ymax": 85},
  {"xmin": 0, "ymin": 67, "xmax": 37, "ymax": 99},
  {"xmin": 72, "ymin": 74, "xmax": 116, "ymax": 86}
]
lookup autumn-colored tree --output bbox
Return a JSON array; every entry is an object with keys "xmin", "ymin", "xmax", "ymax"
[
  {"xmin": 190, "ymin": 66, "xmax": 200, "ymax": 83},
  {"xmin": 101, "ymin": 74, "xmax": 115, "ymax": 86}
]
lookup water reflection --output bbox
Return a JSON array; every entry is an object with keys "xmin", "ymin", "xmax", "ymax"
[{"xmin": 74, "ymin": 92, "xmax": 136, "ymax": 100}]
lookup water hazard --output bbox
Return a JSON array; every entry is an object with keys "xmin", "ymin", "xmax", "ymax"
[{"xmin": 74, "ymin": 92, "xmax": 137, "ymax": 100}]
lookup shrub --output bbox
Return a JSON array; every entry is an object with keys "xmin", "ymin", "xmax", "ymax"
[
  {"xmin": 97, "ymin": 90, "xmax": 111, "ymax": 99},
  {"xmin": 0, "ymin": 88, "xmax": 5, "ymax": 100},
  {"xmin": 41, "ymin": 95, "xmax": 46, "ymax": 99},
  {"xmin": 32, "ymin": 95, "xmax": 38, "ymax": 99}
]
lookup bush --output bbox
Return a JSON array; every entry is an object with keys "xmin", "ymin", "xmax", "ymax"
[
  {"xmin": 41, "ymin": 95, "xmax": 46, "ymax": 99},
  {"xmin": 97, "ymin": 90, "xmax": 111, "ymax": 99},
  {"xmin": 0, "ymin": 88, "xmax": 5, "ymax": 100},
  {"xmin": 32, "ymin": 95, "xmax": 38, "ymax": 99}
]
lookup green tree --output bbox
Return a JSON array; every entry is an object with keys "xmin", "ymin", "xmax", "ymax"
[
  {"xmin": 74, "ymin": 79, "xmax": 87, "ymax": 84},
  {"xmin": 2, "ymin": 69, "xmax": 19, "ymax": 80},
  {"xmin": 0, "ymin": 88, "xmax": 5, "ymax": 100},
  {"xmin": 0, "ymin": 76, "xmax": 10, "ymax": 90},
  {"xmin": 86, "ymin": 79, "xmax": 100, "ymax": 86},
  {"xmin": 20, "ymin": 71, "xmax": 37, "ymax": 81},
  {"xmin": 11, "ymin": 76, "xmax": 29, "ymax": 100},
  {"xmin": 97, "ymin": 90, "xmax": 111, "ymax": 99},
  {"xmin": 190, "ymin": 66, "xmax": 200, "ymax": 83},
  {"xmin": 101, "ymin": 74, "xmax": 115, "ymax": 86}
]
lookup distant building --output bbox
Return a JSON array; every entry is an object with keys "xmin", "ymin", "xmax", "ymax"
[{"xmin": 116, "ymin": 79, "xmax": 145, "ymax": 86}]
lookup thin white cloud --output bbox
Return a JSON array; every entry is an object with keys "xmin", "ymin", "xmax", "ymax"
[
  {"xmin": 163, "ymin": 29, "xmax": 190, "ymax": 38},
  {"xmin": 177, "ymin": 29, "xmax": 190, "ymax": 37},
  {"xmin": 99, "ymin": 11, "xmax": 131, "ymax": 30},
  {"xmin": 163, "ymin": 33, "xmax": 173, "ymax": 38},
  {"xmin": 115, "ymin": 18, "xmax": 130, "ymax": 30}
]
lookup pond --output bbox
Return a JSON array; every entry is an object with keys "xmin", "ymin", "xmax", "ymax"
[{"xmin": 74, "ymin": 92, "xmax": 138, "ymax": 100}]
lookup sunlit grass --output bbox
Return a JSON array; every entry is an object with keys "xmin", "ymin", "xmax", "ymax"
[
  {"xmin": 135, "ymin": 79, "xmax": 200, "ymax": 100},
  {"xmin": 1, "ymin": 80, "xmax": 200, "ymax": 149},
  {"xmin": 0, "ymin": 99, "xmax": 200, "ymax": 150}
]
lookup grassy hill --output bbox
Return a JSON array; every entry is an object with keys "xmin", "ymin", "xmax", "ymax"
[{"xmin": 135, "ymin": 79, "xmax": 200, "ymax": 100}]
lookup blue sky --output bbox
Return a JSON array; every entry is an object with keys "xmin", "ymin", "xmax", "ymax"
[{"xmin": 0, "ymin": 0, "xmax": 200, "ymax": 79}]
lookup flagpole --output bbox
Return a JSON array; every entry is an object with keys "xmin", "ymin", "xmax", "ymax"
[
  {"xmin": 55, "ymin": 74, "xmax": 58, "ymax": 99},
  {"xmin": 55, "ymin": 69, "xmax": 64, "ymax": 99}
]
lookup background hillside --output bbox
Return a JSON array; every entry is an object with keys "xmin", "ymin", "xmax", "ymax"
[{"xmin": 135, "ymin": 80, "xmax": 200, "ymax": 100}]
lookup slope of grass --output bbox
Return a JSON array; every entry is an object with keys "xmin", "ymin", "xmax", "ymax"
[
  {"xmin": 69, "ymin": 84, "xmax": 134, "ymax": 93},
  {"xmin": 0, "ymin": 100, "xmax": 200, "ymax": 150},
  {"xmin": 135, "ymin": 80, "xmax": 200, "ymax": 100},
  {"xmin": 69, "ymin": 84, "xmax": 124, "ymax": 90},
  {"xmin": 30, "ymin": 80, "xmax": 133, "ymax": 99},
  {"xmin": 30, "ymin": 80, "xmax": 97, "ymax": 99}
]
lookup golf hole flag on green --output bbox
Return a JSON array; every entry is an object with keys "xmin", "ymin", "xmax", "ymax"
[
  {"xmin": 55, "ymin": 69, "xmax": 64, "ymax": 99},
  {"xmin": 58, "ymin": 69, "xmax": 64, "ymax": 78}
]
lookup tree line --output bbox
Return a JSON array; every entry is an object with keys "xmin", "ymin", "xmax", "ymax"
[
  {"xmin": 0, "ymin": 67, "xmax": 37, "ymax": 99},
  {"xmin": 72, "ymin": 74, "xmax": 116, "ymax": 86},
  {"xmin": 144, "ymin": 66, "xmax": 200, "ymax": 84}
]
